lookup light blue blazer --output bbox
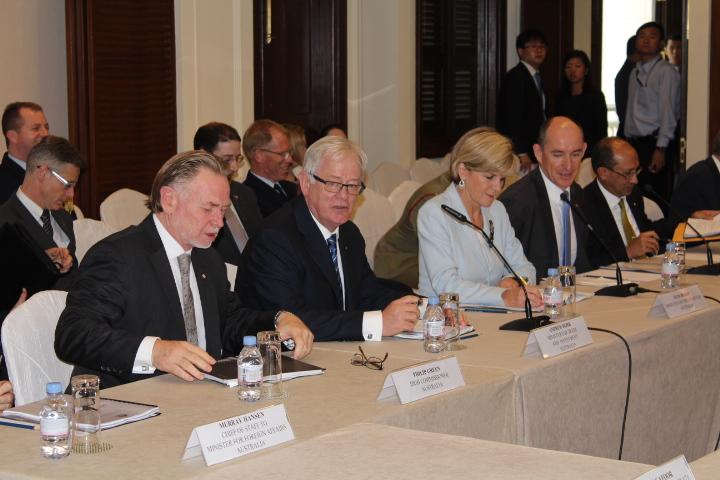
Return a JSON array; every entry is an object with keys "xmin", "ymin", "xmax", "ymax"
[{"xmin": 418, "ymin": 184, "xmax": 536, "ymax": 306}]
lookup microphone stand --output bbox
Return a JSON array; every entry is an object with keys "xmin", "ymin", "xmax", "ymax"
[{"xmin": 441, "ymin": 205, "xmax": 551, "ymax": 332}]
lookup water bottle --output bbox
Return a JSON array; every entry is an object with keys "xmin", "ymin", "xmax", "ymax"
[
  {"xmin": 40, "ymin": 382, "xmax": 71, "ymax": 459},
  {"xmin": 423, "ymin": 296, "xmax": 446, "ymax": 353},
  {"xmin": 238, "ymin": 336, "xmax": 263, "ymax": 402},
  {"xmin": 661, "ymin": 242, "xmax": 680, "ymax": 289},
  {"xmin": 543, "ymin": 268, "xmax": 563, "ymax": 320}
]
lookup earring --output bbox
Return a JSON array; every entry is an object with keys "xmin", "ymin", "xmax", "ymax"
[{"xmin": 458, "ymin": 178, "xmax": 465, "ymax": 189}]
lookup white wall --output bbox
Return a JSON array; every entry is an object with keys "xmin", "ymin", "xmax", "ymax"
[
  {"xmin": 573, "ymin": 0, "xmax": 592, "ymax": 55},
  {"xmin": 0, "ymin": 1, "xmax": 68, "ymax": 141}
]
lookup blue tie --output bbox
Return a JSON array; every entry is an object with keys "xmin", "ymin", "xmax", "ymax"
[
  {"xmin": 327, "ymin": 234, "xmax": 339, "ymax": 273},
  {"xmin": 561, "ymin": 192, "xmax": 571, "ymax": 265}
]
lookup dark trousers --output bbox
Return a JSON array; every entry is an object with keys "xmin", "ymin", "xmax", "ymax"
[{"xmin": 628, "ymin": 135, "xmax": 676, "ymax": 212}]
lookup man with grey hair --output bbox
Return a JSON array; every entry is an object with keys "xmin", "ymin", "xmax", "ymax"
[
  {"xmin": 55, "ymin": 150, "xmax": 313, "ymax": 389},
  {"xmin": 238, "ymin": 136, "xmax": 418, "ymax": 342}
]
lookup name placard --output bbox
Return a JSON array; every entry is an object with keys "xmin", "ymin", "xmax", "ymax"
[
  {"xmin": 650, "ymin": 285, "xmax": 706, "ymax": 319},
  {"xmin": 523, "ymin": 316, "xmax": 593, "ymax": 359},
  {"xmin": 633, "ymin": 455, "xmax": 695, "ymax": 480},
  {"xmin": 377, "ymin": 356, "xmax": 465, "ymax": 404},
  {"xmin": 182, "ymin": 404, "xmax": 294, "ymax": 466}
]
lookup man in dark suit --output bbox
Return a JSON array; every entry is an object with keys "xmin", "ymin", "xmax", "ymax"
[
  {"xmin": 499, "ymin": 117, "xmax": 593, "ymax": 281},
  {"xmin": 242, "ymin": 120, "xmax": 298, "ymax": 217},
  {"xmin": 238, "ymin": 136, "xmax": 418, "ymax": 342},
  {"xmin": 671, "ymin": 129, "xmax": 720, "ymax": 220},
  {"xmin": 193, "ymin": 122, "xmax": 263, "ymax": 266},
  {"xmin": 582, "ymin": 137, "xmax": 661, "ymax": 267},
  {"xmin": 615, "ymin": 36, "xmax": 638, "ymax": 139},
  {"xmin": 0, "ymin": 102, "xmax": 50, "ymax": 204},
  {"xmin": 498, "ymin": 29, "xmax": 548, "ymax": 173},
  {"xmin": 55, "ymin": 151, "xmax": 313, "ymax": 389}
]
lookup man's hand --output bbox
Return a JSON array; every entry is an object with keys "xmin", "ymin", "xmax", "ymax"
[
  {"xmin": 0, "ymin": 381, "xmax": 14, "ymax": 412},
  {"xmin": 45, "ymin": 247, "xmax": 73, "ymax": 273},
  {"xmin": 499, "ymin": 277, "xmax": 519, "ymax": 289},
  {"xmin": 649, "ymin": 148, "xmax": 666, "ymax": 173},
  {"xmin": 626, "ymin": 231, "xmax": 660, "ymax": 259},
  {"xmin": 381, "ymin": 295, "xmax": 420, "ymax": 336},
  {"xmin": 518, "ymin": 154, "xmax": 533, "ymax": 174},
  {"xmin": 275, "ymin": 312, "xmax": 314, "ymax": 359},
  {"xmin": 691, "ymin": 210, "xmax": 720, "ymax": 220},
  {"xmin": 502, "ymin": 284, "xmax": 543, "ymax": 309},
  {"xmin": 151, "ymin": 340, "xmax": 216, "ymax": 381}
]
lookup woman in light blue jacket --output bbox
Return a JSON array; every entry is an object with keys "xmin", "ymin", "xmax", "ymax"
[{"xmin": 418, "ymin": 127, "xmax": 542, "ymax": 308}]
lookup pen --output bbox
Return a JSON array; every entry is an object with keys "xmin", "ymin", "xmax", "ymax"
[
  {"xmin": 459, "ymin": 333, "xmax": 479, "ymax": 340},
  {"xmin": 0, "ymin": 419, "xmax": 37, "ymax": 430},
  {"xmin": 463, "ymin": 307, "xmax": 508, "ymax": 314}
]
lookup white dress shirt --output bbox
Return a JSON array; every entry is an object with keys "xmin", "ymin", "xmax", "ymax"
[
  {"xmin": 713, "ymin": 155, "xmax": 720, "ymax": 174},
  {"xmin": 539, "ymin": 169, "xmax": 577, "ymax": 266},
  {"xmin": 521, "ymin": 60, "xmax": 545, "ymax": 112},
  {"xmin": 7, "ymin": 153, "xmax": 26, "ymax": 170},
  {"xmin": 597, "ymin": 181, "xmax": 640, "ymax": 246},
  {"xmin": 16, "ymin": 187, "xmax": 70, "ymax": 248}
]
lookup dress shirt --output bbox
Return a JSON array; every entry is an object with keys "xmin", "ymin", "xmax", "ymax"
[
  {"xmin": 248, "ymin": 171, "xmax": 285, "ymax": 193},
  {"xmin": 539, "ymin": 169, "xmax": 577, "ymax": 267},
  {"xmin": 133, "ymin": 215, "xmax": 207, "ymax": 374},
  {"xmin": 7, "ymin": 153, "xmax": 26, "ymax": 170},
  {"xmin": 597, "ymin": 181, "xmax": 640, "ymax": 246},
  {"xmin": 521, "ymin": 60, "xmax": 545, "ymax": 112},
  {"xmin": 16, "ymin": 187, "xmax": 70, "ymax": 248},
  {"xmin": 625, "ymin": 55, "xmax": 681, "ymax": 148},
  {"xmin": 307, "ymin": 212, "xmax": 384, "ymax": 342},
  {"xmin": 713, "ymin": 155, "xmax": 720, "ymax": 174}
]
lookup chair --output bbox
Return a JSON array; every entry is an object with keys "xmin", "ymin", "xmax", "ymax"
[
  {"xmin": 1, "ymin": 290, "xmax": 72, "ymax": 406},
  {"xmin": 643, "ymin": 196, "xmax": 664, "ymax": 221},
  {"xmin": 351, "ymin": 188, "xmax": 395, "ymax": 268},
  {"xmin": 388, "ymin": 180, "xmax": 422, "ymax": 221},
  {"xmin": 99, "ymin": 188, "xmax": 150, "ymax": 231},
  {"xmin": 368, "ymin": 162, "xmax": 410, "ymax": 197},
  {"xmin": 576, "ymin": 157, "xmax": 596, "ymax": 188},
  {"xmin": 410, "ymin": 158, "xmax": 443, "ymax": 184},
  {"xmin": 73, "ymin": 218, "xmax": 118, "ymax": 264}
]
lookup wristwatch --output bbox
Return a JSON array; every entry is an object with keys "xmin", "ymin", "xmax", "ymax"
[{"xmin": 273, "ymin": 310, "xmax": 287, "ymax": 330}]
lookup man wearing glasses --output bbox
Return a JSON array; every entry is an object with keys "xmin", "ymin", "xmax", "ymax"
[
  {"xmin": 0, "ymin": 136, "xmax": 83, "ymax": 280},
  {"xmin": 582, "ymin": 137, "xmax": 663, "ymax": 267},
  {"xmin": 238, "ymin": 136, "xmax": 418, "ymax": 342},
  {"xmin": 242, "ymin": 119, "xmax": 298, "ymax": 217},
  {"xmin": 193, "ymin": 122, "xmax": 263, "ymax": 267}
]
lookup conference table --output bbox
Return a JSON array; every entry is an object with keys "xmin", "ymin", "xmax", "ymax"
[{"xmin": 1, "ymin": 262, "xmax": 719, "ymax": 477}]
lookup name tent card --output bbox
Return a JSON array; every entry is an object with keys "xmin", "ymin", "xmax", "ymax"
[
  {"xmin": 650, "ymin": 284, "xmax": 706, "ymax": 319},
  {"xmin": 182, "ymin": 404, "xmax": 294, "ymax": 466},
  {"xmin": 633, "ymin": 455, "xmax": 695, "ymax": 480},
  {"xmin": 377, "ymin": 356, "xmax": 465, "ymax": 404},
  {"xmin": 523, "ymin": 316, "xmax": 593, "ymax": 359}
]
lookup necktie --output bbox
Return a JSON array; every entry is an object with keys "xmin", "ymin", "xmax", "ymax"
[
  {"xmin": 326, "ymin": 234, "xmax": 344, "ymax": 307},
  {"xmin": 224, "ymin": 208, "xmax": 250, "ymax": 253},
  {"xmin": 273, "ymin": 183, "xmax": 287, "ymax": 198},
  {"xmin": 619, "ymin": 198, "xmax": 637, "ymax": 244},
  {"xmin": 561, "ymin": 192, "xmax": 571, "ymax": 266},
  {"xmin": 177, "ymin": 254, "xmax": 198, "ymax": 345},
  {"xmin": 533, "ymin": 72, "xmax": 547, "ymax": 118},
  {"xmin": 41, "ymin": 209, "xmax": 53, "ymax": 239}
]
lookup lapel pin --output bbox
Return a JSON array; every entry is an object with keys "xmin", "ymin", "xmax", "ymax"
[{"xmin": 201, "ymin": 273, "xmax": 207, "ymax": 279}]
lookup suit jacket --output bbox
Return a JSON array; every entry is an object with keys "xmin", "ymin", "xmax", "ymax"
[
  {"xmin": 497, "ymin": 63, "xmax": 547, "ymax": 158},
  {"xmin": 671, "ymin": 157, "xmax": 720, "ymax": 219},
  {"xmin": 243, "ymin": 172, "xmax": 298, "ymax": 217},
  {"xmin": 498, "ymin": 168, "xmax": 592, "ymax": 282},
  {"xmin": 582, "ymin": 180, "xmax": 657, "ymax": 267},
  {"xmin": 212, "ymin": 181, "xmax": 263, "ymax": 266},
  {"xmin": 614, "ymin": 59, "xmax": 635, "ymax": 138},
  {"xmin": 54, "ymin": 214, "xmax": 275, "ymax": 389},
  {"xmin": 237, "ymin": 197, "xmax": 408, "ymax": 341},
  {"xmin": 0, "ymin": 152, "xmax": 25, "ymax": 206}
]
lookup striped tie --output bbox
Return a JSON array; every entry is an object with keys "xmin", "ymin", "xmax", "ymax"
[
  {"xmin": 40, "ymin": 209, "xmax": 53, "ymax": 239},
  {"xmin": 177, "ymin": 253, "xmax": 198, "ymax": 345}
]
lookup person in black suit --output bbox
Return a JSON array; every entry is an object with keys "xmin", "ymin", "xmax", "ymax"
[
  {"xmin": 242, "ymin": 120, "xmax": 298, "ymax": 217},
  {"xmin": 582, "ymin": 137, "xmax": 661, "ymax": 267},
  {"xmin": 193, "ymin": 122, "xmax": 263, "ymax": 266},
  {"xmin": 499, "ymin": 117, "xmax": 593, "ymax": 282},
  {"xmin": 671, "ymin": 130, "xmax": 720, "ymax": 220},
  {"xmin": 615, "ymin": 36, "xmax": 638, "ymax": 139},
  {"xmin": 238, "ymin": 136, "xmax": 418, "ymax": 342},
  {"xmin": 0, "ymin": 102, "xmax": 50, "ymax": 204},
  {"xmin": 54, "ymin": 151, "xmax": 313, "ymax": 389},
  {"xmin": 498, "ymin": 29, "xmax": 548, "ymax": 173}
]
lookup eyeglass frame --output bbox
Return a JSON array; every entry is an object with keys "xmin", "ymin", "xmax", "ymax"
[
  {"xmin": 350, "ymin": 346, "xmax": 388, "ymax": 370},
  {"xmin": 606, "ymin": 166, "xmax": 643, "ymax": 180},
  {"xmin": 217, "ymin": 153, "xmax": 244, "ymax": 165},
  {"xmin": 45, "ymin": 165, "xmax": 77, "ymax": 190},
  {"xmin": 257, "ymin": 148, "xmax": 292, "ymax": 160},
  {"xmin": 311, "ymin": 173, "xmax": 366, "ymax": 195}
]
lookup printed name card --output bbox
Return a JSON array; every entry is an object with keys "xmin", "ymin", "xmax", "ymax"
[
  {"xmin": 650, "ymin": 284, "xmax": 706, "ymax": 319},
  {"xmin": 377, "ymin": 356, "xmax": 465, "ymax": 404},
  {"xmin": 633, "ymin": 455, "xmax": 695, "ymax": 480},
  {"xmin": 523, "ymin": 316, "xmax": 593, "ymax": 359},
  {"xmin": 182, "ymin": 404, "xmax": 294, "ymax": 466}
]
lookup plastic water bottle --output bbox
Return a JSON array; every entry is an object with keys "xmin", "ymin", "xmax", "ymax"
[
  {"xmin": 423, "ymin": 296, "xmax": 446, "ymax": 353},
  {"xmin": 40, "ymin": 382, "xmax": 71, "ymax": 459},
  {"xmin": 661, "ymin": 242, "xmax": 680, "ymax": 289},
  {"xmin": 238, "ymin": 336, "xmax": 263, "ymax": 402},
  {"xmin": 543, "ymin": 268, "xmax": 563, "ymax": 320}
]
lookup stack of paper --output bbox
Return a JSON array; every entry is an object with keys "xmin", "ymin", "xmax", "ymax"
[{"xmin": 205, "ymin": 355, "xmax": 325, "ymax": 388}]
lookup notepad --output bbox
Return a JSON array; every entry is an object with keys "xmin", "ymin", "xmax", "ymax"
[{"xmin": 205, "ymin": 355, "xmax": 325, "ymax": 388}]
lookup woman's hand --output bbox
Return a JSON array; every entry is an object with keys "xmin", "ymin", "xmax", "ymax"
[{"xmin": 501, "ymin": 284, "xmax": 543, "ymax": 309}]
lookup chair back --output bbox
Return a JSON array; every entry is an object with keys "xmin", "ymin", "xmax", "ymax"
[
  {"xmin": 388, "ymin": 180, "xmax": 422, "ymax": 221},
  {"xmin": 1, "ymin": 290, "xmax": 72, "ymax": 406},
  {"xmin": 73, "ymin": 218, "xmax": 118, "ymax": 264},
  {"xmin": 351, "ymin": 188, "xmax": 395, "ymax": 269},
  {"xmin": 99, "ymin": 188, "xmax": 150, "ymax": 231},
  {"xmin": 368, "ymin": 162, "xmax": 410, "ymax": 197},
  {"xmin": 410, "ymin": 158, "xmax": 443, "ymax": 184},
  {"xmin": 643, "ymin": 196, "xmax": 665, "ymax": 222}
]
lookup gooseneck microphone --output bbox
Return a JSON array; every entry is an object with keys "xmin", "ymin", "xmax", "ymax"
[
  {"xmin": 642, "ymin": 184, "xmax": 718, "ymax": 275},
  {"xmin": 441, "ymin": 204, "xmax": 551, "ymax": 332},
  {"xmin": 559, "ymin": 192, "xmax": 643, "ymax": 297}
]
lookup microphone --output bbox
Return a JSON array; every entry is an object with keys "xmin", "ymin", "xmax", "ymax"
[
  {"xmin": 560, "ymin": 192, "xmax": 643, "ymax": 297},
  {"xmin": 440, "ymin": 204, "xmax": 551, "ymax": 332},
  {"xmin": 642, "ymin": 185, "xmax": 718, "ymax": 275}
]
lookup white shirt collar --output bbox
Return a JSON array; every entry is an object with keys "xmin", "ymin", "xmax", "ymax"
[
  {"xmin": 307, "ymin": 209, "xmax": 339, "ymax": 241},
  {"xmin": 520, "ymin": 60, "xmax": 539, "ymax": 77},
  {"xmin": 597, "ymin": 179, "xmax": 624, "ymax": 208},
  {"xmin": 16, "ymin": 187, "xmax": 44, "ymax": 221},
  {"xmin": 153, "ymin": 214, "xmax": 191, "ymax": 259},
  {"xmin": 539, "ymin": 168, "xmax": 568, "ymax": 203},
  {"xmin": 7, "ymin": 152, "xmax": 26, "ymax": 170},
  {"xmin": 249, "ymin": 171, "xmax": 278, "ymax": 189},
  {"xmin": 712, "ymin": 155, "xmax": 720, "ymax": 174}
]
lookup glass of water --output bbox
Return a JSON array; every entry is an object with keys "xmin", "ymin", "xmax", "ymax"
[
  {"xmin": 558, "ymin": 266, "xmax": 576, "ymax": 318},
  {"xmin": 439, "ymin": 292, "xmax": 461, "ymax": 348},
  {"xmin": 672, "ymin": 241, "xmax": 686, "ymax": 273},
  {"xmin": 71, "ymin": 374, "xmax": 101, "ymax": 454}
]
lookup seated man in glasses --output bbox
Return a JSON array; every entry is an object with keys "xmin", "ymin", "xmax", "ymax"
[
  {"xmin": 0, "ymin": 135, "xmax": 84, "ymax": 283},
  {"xmin": 582, "ymin": 137, "xmax": 665, "ymax": 267},
  {"xmin": 242, "ymin": 119, "xmax": 298, "ymax": 217},
  {"xmin": 237, "ymin": 136, "xmax": 419, "ymax": 342}
]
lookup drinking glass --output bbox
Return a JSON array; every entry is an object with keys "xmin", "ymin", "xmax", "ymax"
[
  {"xmin": 439, "ymin": 292, "xmax": 461, "ymax": 349},
  {"xmin": 558, "ymin": 266, "xmax": 576, "ymax": 318},
  {"xmin": 257, "ymin": 331, "xmax": 287, "ymax": 400},
  {"xmin": 71, "ymin": 374, "xmax": 101, "ymax": 454}
]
